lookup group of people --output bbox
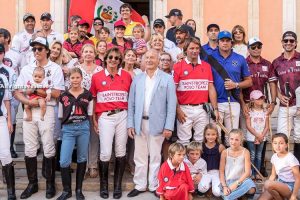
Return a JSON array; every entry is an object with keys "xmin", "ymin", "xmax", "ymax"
[{"xmin": 0, "ymin": 3, "xmax": 300, "ymax": 200}]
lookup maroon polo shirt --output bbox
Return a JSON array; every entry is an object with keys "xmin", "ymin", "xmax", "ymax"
[
  {"xmin": 243, "ymin": 56, "xmax": 272, "ymax": 102},
  {"xmin": 269, "ymin": 51, "xmax": 300, "ymax": 106}
]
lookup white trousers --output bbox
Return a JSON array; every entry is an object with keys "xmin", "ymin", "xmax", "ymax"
[
  {"xmin": 98, "ymin": 110, "xmax": 128, "ymax": 162},
  {"xmin": 277, "ymin": 106, "xmax": 300, "ymax": 143},
  {"xmin": 218, "ymin": 102, "xmax": 240, "ymax": 145},
  {"xmin": 0, "ymin": 116, "xmax": 12, "ymax": 165},
  {"xmin": 23, "ymin": 106, "xmax": 56, "ymax": 157},
  {"xmin": 133, "ymin": 119, "xmax": 165, "ymax": 191},
  {"xmin": 177, "ymin": 105, "xmax": 209, "ymax": 145},
  {"xmin": 198, "ymin": 170, "xmax": 221, "ymax": 197},
  {"xmin": 10, "ymin": 97, "xmax": 20, "ymax": 124}
]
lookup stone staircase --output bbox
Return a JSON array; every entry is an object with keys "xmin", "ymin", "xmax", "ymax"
[{"xmin": 1, "ymin": 105, "xmax": 299, "ymax": 199}]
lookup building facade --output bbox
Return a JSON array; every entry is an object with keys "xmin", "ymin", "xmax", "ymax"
[{"xmin": 0, "ymin": 0, "xmax": 300, "ymax": 60}]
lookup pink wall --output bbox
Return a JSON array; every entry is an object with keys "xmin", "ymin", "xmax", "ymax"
[
  {"xmin": 167, "ymin": 0, "xmax": 192, "ymax": 27},
  {"xmin": 0, "ymin": 0, "xmax": 17, "ymax": 35},
  {"xmin": 26, "ymin": 0, "xmax": 51, "ymax": 31},
  {"xmin": 260, "ymin": 0, "xmax": 283, "ymax": 61}
]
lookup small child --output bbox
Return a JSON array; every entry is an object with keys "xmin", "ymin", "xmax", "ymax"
[
  {"xmin": 245, "ymin": 90, "xmax": 269, "ymax": 182},
  {"xmin": 63, "ymin": 27, "xmax": 83, "ymax": 58},
  {"xmin": 24, "ymin": 67, "xmax": 51, "ymax": 121},
  {"xmin": 157, "ymin": 143, "xmax": 194, "ymax": 200},
  {"xmin": 99, "ymin": 27, "xmax": 111, "ymax": 43},
  {"xmin": 258, "ymin": 133, "xmax": 300, "ymax": 200},
  {"xmin": 219, "ymin": 129, "xmax": 256, "ymax": 200},
  {"xmin": 200, "ymin": 124, "xmax": 225, "ymax": 197},
  {"xmin": 132, "ymin": 25, "xmax": 147, "ymax": 57},
  {"xmin": 95, "ymin": 40, "xmax": 107, "ymax": 67},
  {"xmin": 184, "ymin": 141, "xmax": 208, "ymax": 196}
]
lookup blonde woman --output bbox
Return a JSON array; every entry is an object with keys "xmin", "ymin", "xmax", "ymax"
[
  {"xmin": 148, "ymin": 33, "xmax": 165, "ymax": 54},
  {"xmin": 232, "ymin": 25, "xmax": 248, "ymax": 58},
  {"xmin": 49, "ymin": 40, "xmax": 63, "ymax": 65}
]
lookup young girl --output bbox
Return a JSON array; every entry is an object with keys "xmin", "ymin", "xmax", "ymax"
[
  {"xmin": 95, "ymin": 40, "xmax": 107, "ymax": 67},
  {"xmin": 24, "ymin": 67, "xmax": 51, "ymax": 121},
  {"xmin": 63, "ymin": 27, "xmax": 83, "ymax": 58},
  {"xmin": 199, "ymin": 124, "xmax": 225, "ymax": 197},
  {"xmin": 258, "ymin": 133, "xmax": 300, "ymax": 200},
  {"xmin": 246, "ymin": 90, "xmax": 269, "ymax": 182},
  {"xmin": 132, "ymin": 24, "xmax": 147, "ymax": 56},
  {"xmin": 219, "ymin": 129, "xmax": 256, "ymax": 200},
  {"xmin": 56, "ymin": 67, "xmax": 93, "ymax": 200},
  {"xmin": 157, "ymin": 143, "xmax": 194, "ymax": 200}
]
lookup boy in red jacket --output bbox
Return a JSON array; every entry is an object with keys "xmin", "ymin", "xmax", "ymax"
[
  {"xmin": 157, "ymin": 143, "xmax": 194, "ymax": 200},
  {"xmin": 63, "ymin": 27, "xmax": 82, "ymax": 58}
]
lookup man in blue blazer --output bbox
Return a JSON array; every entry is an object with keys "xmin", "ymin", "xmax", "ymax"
[{"xmin": 127, "ymin": 49, "xmax": 177, "ymax": 197}]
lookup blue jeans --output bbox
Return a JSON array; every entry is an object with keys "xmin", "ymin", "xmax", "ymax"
[
  {"xmin": 60, "ymin": 120, "xmax": 90, "ymax": 168},
  {"xmin": 247, "ymin": 141, "xmax": 264, "ymax": 176},
  {"xmin": 221, "ymin": 178, "xmax": 256, "ymax": 200}
]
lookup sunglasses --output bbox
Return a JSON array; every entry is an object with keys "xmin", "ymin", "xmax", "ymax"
[
  {"xmin": 250, "ymin": 45, "xmax": 262, "ymax": 50},
  {"xmin": 93, "ymin": 22, "xmax": 103, "ymax": 26},
  {"xmin": 283, "ymin": 39, "xmax": 295, "ymax": 44},
  {"xmin": 108, "ymin": 55, "xmax": 121, "ymax": 61},
  {"xmin": 32, "ymin": 47, "xmax": 45, "ymax": 52},
  {"xmin": 233, "ymin": 30, "xmax": 243, "ymax": 35}
]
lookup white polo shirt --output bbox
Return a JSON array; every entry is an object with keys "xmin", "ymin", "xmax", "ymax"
[
  {"xmin": 11, "ymin": 30, "xmax": 35, "ymax": 54},
  {"xmin": 46, "ymin": 30, "xmax": 64, "ymax": 44},
  {"xmin": 184, "ymin": 157, "xmax": 208, "ymax": 175},
  {"xmin": 15, "ymin": 60, "xmax": 65, "ymax": 106},
  {"xmin": 0, "ymin": 74, "xmax": 10, "ymax": 117}
]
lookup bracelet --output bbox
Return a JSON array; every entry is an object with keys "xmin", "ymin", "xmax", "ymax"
[{"xmin": 222, "ymin": 185, "xmax": 228, "ymax": 188}]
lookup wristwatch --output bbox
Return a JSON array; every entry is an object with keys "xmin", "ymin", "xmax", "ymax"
[
  {"xmin": 236, "ymin": 180, "xmax": 241, "ymax": 187},
  {"xmin": 271, "ymin": 101, "xmax": 277, "ymax": 105},
  {"xmin": 235, "ymin": 82, "xmax": 240, "ymax": 89}
]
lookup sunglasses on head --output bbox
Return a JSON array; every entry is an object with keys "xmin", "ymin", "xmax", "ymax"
[
  {"xmin": 250, "ymin": 44, "xmax": 262, "ymax": 50},
  {"xmin": 93, "ymin": 22, "xmax": 103, "ymax": 26},
  {"xmin": 108, "ymin": 55, "xmax": 121, "ymax": 61},
  {"xmin": 283, "ymin": 39, "xmax": 295, "ymax": 44},
  {"xmin": 32, "ymin": 47, "xmax": 45, "ymax": 52}
]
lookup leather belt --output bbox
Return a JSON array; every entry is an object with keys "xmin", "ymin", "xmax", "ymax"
[
  {"xmin": 107, "ymin": 109, "xmax": 125, "ymax": 116},
  {"xmin": 182, "ymin": 104, "xmax": 203, "ymax": 106},
  {"xmin": 142, "ymin": 116, "xmax": 149, "ymax": 120}
]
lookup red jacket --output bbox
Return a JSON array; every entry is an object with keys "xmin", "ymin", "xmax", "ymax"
[{"xmin": 63, "ymin": 39, "xmax": 82, "ymax": 58}]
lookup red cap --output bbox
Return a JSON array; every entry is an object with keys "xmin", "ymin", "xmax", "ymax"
[
  {"xmin": 114, "ymin": 20, "xmax": 126, "ymax": 29},
  {"xmin": 78, "ymin": 20, "xmax": 90, "ymax": 28}
]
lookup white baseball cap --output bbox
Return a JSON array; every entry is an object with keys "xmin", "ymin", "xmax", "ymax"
[
  {"xmin": 30, "ymin": 37, "xmax": 49, "ymax": 49},
  {"xmin": 248, "ymin": 37, "xmax": 263, "ymax": 46}
]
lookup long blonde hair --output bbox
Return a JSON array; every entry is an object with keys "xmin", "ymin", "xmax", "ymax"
[{"xmin": 49, "ymin": 40, "xmax": 63, "ymax": 65}]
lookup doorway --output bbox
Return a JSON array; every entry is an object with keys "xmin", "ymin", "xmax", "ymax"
[{"xmin": 122, "ymin": 0, "xmax": 150, "ymax": 19}]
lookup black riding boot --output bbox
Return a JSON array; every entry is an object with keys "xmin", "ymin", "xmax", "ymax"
[
  {"xmin": 44, "ymin": 156, "xmax": 56, "ymax": 199},
  {"xmin": 113, "ymin": 156, "xmax": 126, "ymax": 199},
  {"xmin": 76, "ymin": 162, "xmax": 87, "ymax": 200},
  {"xmin": 3, "ymin": 162, "xmax": 16, "ymax": 200},
  {"xmin": 99, "ymin": 161, "xmax": 109, "ymax": 199},
  {"xmin": 56, "ymin": 166, "xmax": 72, "ymax": 200},
  {"xmin": 20, "ymin": 156, "xmax": 38, "ymax": 199},
  {"xmin": 10, "ymin": 124, "xmax": 18, "ymax": 158}
]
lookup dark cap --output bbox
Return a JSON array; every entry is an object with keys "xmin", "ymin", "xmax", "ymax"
[
  {"xmin": 207, "ymin": 24, "xmax": 220, "ymax": 32},
  {"xmin": 23, "ymin": 13, "xmax": 35, "ymax": 21},
  {"xmin": 153, "ymin": 19, "xmax": 165, "ymax": 27},
  {"xmin": 93, "ymin": 17, "xmax": 104, "ymax": 24},
  {"xmin": 0, "ymin": 44, "xmax": 5, "ymax": 53},
  {"xmin": 78, "ymin": 19, "xmax": 90, "ymax": 28},
  {"xmin": 165, "ymin": 9, "xmax": 183, "ymax": 18},
  {"xmin": 282, "ymin": 31, "xmax": 297, "ymax": 40},
  {"xmin": 175, "ymin": 24, "xmax": 190, "ymax": 33},
  {"xmin": 40, "ymin": 12, "xmax": 52, "ymax": 20}
]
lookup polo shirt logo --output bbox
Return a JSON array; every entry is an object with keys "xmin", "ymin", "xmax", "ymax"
[
  {"xmin": 296, "ymin": 61, "xmax": 300, "ymax": 67},
  {"xmin": 183, "ymin": 70, "xmax": 189, "ymax": 75},
  {"xmin": 262, "ymin": 65, "xmax": 268, "ymax": 72},
  {"xmin": 163, "ymin": 177, "xmax": 169, "ymax": 182},
  {"xmin": 102, "ymin": 81, "xmax": 107, "ymax": 86},
  {"xmin": 46, "ymin": 70, "xmax": 51, "ymax": 77},
  {"xmin": 232, "ymin": 60, "xmax": 238, "ymax": 67}
]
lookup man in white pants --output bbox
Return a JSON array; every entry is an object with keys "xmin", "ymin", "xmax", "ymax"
[
  {"xmin": 14, "ymin": 37, "xmax": 64, "ymax": 199},
  {"xmin": 127, "ymin": 49, "xmax": 177, "ymax": 197}
]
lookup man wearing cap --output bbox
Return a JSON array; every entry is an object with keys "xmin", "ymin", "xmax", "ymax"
[
  {"xmin": 165, "ymin": 9, "xmax": 194, "ymax": 44},
  {"xmin": 211, "ymin": 31, "xmax": 252, "ymax": 144},
  {"xmin": 116, "ymin": 3, "xmax": 150, "ymax": 41},
  {"xmin": 202, "ymin": 24, "xmax": 220, "ymax": 55},
  {"xmin": 0, "ymin": 43, "xmax": 17, "ymax": 200},
  {"xmin": 0, "ymin": 28, "xmax": 20, "ymax": 159},
  {"xmin": 168, "ymin": 24, "xmax": 190, "ymax": 62},
  {"xmin": 77, "ymin": 20, "xmax": 94, "ymax": 46},
  {"xmin": 153, "ymin": 18, "xmax": 176, "ymax": 52},
  {"xmin": 89, "ymin": 17, "xmax": 104, "ymax": 46},
  {"xmin": 107, "ymin": 21, "xmax": 133, "ymax": 53},
  {"xmin": 174, "ymin": 37, "xmax": 219, "ymax": 145},
  {"xmin": 40, "ymin": 12, "xmax": 64, "ymax": 44},
  {"xmin": 14, "ymin": 37, "xmax": 64, "ymax": 199},
  {"xmin": 240, "ymin": 37, "xmax": 275, "ymax": 177},
  {"xmin": 269, "ymin": 31, "xmax": 300, "ymax": 162}
]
